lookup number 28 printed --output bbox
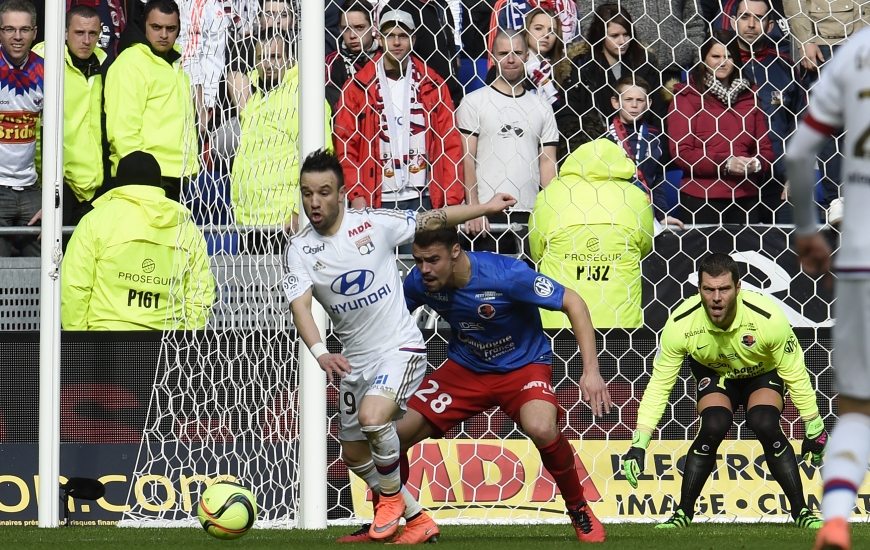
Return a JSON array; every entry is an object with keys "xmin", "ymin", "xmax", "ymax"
[{"xmin": 414, "ymin": 380, "xmax": 452, "ymax": 413}]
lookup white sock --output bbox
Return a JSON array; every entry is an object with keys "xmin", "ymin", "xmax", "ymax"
[
  {"xmin": 402, "ymin": 486, "xmax": 423, "ymax": 519},
  {"xmin": 360, "ymin": 423, "xmax": 402, "ymax": 495},
  {"xmin": 348, "ymin": 460, "xmax": 382, "ymax": 495},
  {"xmin": 822, "ymin": 413, "xmax": 870, "ymax": 521}
]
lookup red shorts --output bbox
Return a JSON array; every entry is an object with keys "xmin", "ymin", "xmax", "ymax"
[{"xmin": 406, "ymin": 359, "xmax": 560, "ymax": 436}]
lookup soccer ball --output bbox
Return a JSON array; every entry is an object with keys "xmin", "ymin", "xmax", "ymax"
[{"xmin": 196, "ymin": 481, "xmax": 257, "ymax": 540}]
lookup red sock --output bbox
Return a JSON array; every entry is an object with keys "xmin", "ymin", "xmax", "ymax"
[
  {"xmin": 400, "ymin": 450, "xmax": 410, "ymax": 485},
  {"xmin": 538, "ymin": 434, "xmax": 585, "ymax": 509}
]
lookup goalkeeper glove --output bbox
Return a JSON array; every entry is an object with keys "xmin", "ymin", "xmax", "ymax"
[
  {"xmin": 622, "ymin": 430, "xmax": 651, "ymax": 489},
  {"xmin": 801, "ymin": 416, "xmax": 828, "ymax": 465}
]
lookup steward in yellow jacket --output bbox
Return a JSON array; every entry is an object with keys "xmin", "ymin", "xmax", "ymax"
[
  {"xmin": 61, "ymin": 152, "xmax": 214, "ymax": 330},
  {"xmin": 33, "ymin": 31, "xmax": 106, "ymax": 224},
  {"xmin": 529, "ymin": 139, "xmax": 654, "ymax": 329},
  {"xmin": 231, "ymin": 36, "xmax": 333, "ymax": 228},
  {"xmin": 104, "ymin": 33, "xmax": 198, "ymax": 181}
]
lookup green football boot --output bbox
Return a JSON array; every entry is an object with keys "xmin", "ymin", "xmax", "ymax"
[
  {"xmin": 795, "ymin": 507, "xmax": 824, "ymax": 529},
  {"xmin": 656, "ymin": 509, "xmax": 692, "ymax": 529}
]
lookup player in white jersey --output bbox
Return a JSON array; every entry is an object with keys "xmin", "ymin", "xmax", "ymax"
[
  {"xmin": 786, "ymin": 26, "xmax": 870, "ymax": 550},
  {"xmin": 283, "ymin": 149, "xmax": 516, "ymax": 543}
]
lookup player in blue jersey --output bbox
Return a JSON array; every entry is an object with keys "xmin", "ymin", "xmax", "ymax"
[{"xmin": 397, "ymin": 228, "xmax": 612, "ymax": 543}]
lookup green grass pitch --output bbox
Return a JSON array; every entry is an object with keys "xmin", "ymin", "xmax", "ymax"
[{"xmin": 0, "ymin": 523, "xmax": 868, "ymax": 549}]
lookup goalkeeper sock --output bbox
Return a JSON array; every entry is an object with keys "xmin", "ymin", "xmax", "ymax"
[
  {"xmin": 361, "ymin": 423, "xmax": 402, "ymax": 495},
  {"xmin": 822, "ymin": 412, "xmax": 870, "ymax": 521},
  {"xmin": 678, "ymin": 406, "xmax": 732, "ymax": 518},
  {"xmin": 747, "ymin": 405, "xmax": 806, "ymax": 519},
  {"xmin": 538, "ymin": 434, "xmax": 585, "ymax": 509}
]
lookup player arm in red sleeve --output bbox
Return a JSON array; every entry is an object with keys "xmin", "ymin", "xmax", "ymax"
[{"xmin": 562, "ymin": 288, "xmax": 612, "ymax": 417}]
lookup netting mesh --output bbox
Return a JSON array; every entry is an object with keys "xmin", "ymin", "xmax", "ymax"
[{"xmin": 116, "ymin": 0, "xmax": 845, "ymax": 527}]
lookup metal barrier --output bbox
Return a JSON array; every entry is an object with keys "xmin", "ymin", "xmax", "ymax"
[
  {"xmin": 0, "ymin": 223, "xmax": 524, "ymax": 331},
  {"xmin": 1, "ymin": 255, "xmax": 424, "ymax": 332},
  {"xmin": 0, "ymin": 258, "xmax": 40, "ymax": 331}
]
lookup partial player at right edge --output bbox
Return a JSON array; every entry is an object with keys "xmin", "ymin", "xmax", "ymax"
[{"xmin": 787, "ymin": 25, "xmax": 870, "ymax": 550}]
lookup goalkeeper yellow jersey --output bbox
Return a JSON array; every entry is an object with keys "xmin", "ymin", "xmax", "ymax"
[{"xmin": 635, "ymin": 290, "xmax": 820, "ymax": 435}]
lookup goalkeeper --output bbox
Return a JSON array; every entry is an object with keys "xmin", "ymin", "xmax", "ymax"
[{"xmin": 622, "ymin": 252, "xmax": 827, "ymax": 529}]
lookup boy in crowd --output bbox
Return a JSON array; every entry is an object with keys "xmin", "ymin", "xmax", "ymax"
[{"xmin": 607, "ymin": 76, "xmax": 683, "ymax": 230}]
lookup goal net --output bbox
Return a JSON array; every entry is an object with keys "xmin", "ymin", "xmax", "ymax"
[{"xmin": 119, "ymin": 0, "xmax": 844, "ymax": 529}]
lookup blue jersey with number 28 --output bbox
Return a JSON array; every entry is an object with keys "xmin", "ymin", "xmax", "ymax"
[{"xmin": 404, "ymin": 251, "xmax": 565, "ymax": 374}]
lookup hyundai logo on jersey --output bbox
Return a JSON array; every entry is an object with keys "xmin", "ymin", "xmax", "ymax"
[{"xmin": 331, "ymin": 270, "xmax": 376, "ymax": 296}]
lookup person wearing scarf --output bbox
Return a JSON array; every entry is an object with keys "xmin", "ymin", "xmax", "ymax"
[
  {"xmin": 731, "ymin": 0, "xmax": 807, "ymax": 224},
  {"xmin": 606, "ymin": 75, "xmax": 684, "ymax": 231},
  {"xmin": 325, "ymin": 0, "xmax": 381, "ymax": 111},
  {"xmin": 333, "ymin": 9, "xmax": 464, "ymax": 214},
  {"xmin": 667, "ymin": 29, "xmax": 774, "ymax": 225}
]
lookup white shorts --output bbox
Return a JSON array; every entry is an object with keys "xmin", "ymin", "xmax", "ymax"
[
  {"xmin": 833, "ymin": 278, "xmax": 870, "ymax": 399},
  {"xmin": 338, "ymin": 347, "xmax": 427, "ymax": 441}
]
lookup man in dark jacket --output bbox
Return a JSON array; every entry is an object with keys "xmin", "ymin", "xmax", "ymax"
[
  {"xmin": 731, "ymin": 0, "xmax": 806, "ymax": 223},
  {"xmin": 325, "ymin": 0, "xmax": 381, "ymax": 110}
]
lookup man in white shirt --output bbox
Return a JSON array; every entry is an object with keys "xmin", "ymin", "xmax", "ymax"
[
  {"xmin": 283, "ymin": 149, "xmax": 515, "ymax": 543},
  {"xmin": 787, "ymin": 26, "xmax": 870, "ymax": 550},
  {"xmin": 0, "ymin": 0, "xmax": 43, "ymax": 257},
  {"xmin": 458, "ymin": 28, "xmax": 558, "ymax": 254}
]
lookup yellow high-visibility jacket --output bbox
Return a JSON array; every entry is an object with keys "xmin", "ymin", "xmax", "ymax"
[
  {"xmin": 32, "ymin": 43, "xmax": 106, "ymax": 201},
  {"xmin": 104, "ymin": 43, "xmax": 198, "ymax": 178},
  {"xmin": 231, "ymin": 65, "xmax": 333, "ymax": 225},
  {"xmin": 62, "ymin": 185, "xmax": 214, "ymax": 330},
  {"xmin": 530, "ymin": 139, "xmax": 653, "ymax": 329}
]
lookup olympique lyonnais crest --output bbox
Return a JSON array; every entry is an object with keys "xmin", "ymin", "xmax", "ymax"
[
  {"xmin": 741, "ymin": 334, "xmax": 756, "ymax": 348},
  {"xmin": 356, "ymin": 236, "xmax": 375, "ymax": 255}
]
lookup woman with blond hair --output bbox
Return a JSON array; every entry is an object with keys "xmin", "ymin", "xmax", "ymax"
[{"xmin": 523, "ymin": 7, "xmax": 570, "ymax": 106}]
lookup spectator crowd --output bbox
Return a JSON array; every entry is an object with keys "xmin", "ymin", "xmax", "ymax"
[{"xmin": 0, "ymin": 0, "xmax": 861, "ymax": 329}]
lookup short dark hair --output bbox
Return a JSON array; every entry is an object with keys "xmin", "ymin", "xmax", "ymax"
[
  {"xmin": 143, "ymin": 0, "xmax": 180, "ymax": 21},
  {"xmin": 698, "ymin": 253, "xmax": 741, "ymax": 285},
  {"xmin": 0, "ymin": 0, "xmax": 37, "ymax": 26},
  {"xmin": 733, "ymin": 0, "xmax": 771, "ymax": 20},
  {"xmin": 692, "ymin": 29, "xmax": 747, "ymax": 88},
  {"xmin": 413, "ymin": 228, "xmax": 460, "ymax": 250},
  {"xmin": 612, "ymin": 75, "xmax": 651, "ymax": 96},
  {"xmin": 300, "ymin": 148, "xmax": 344, "ymax": 189},
  {"xmin": 341, "ymin": 0, "xmax": 373, "ymax": 25},
  {"xmin": 66, "ymin": 4, "xmax": 100, "ymax": 28}
]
